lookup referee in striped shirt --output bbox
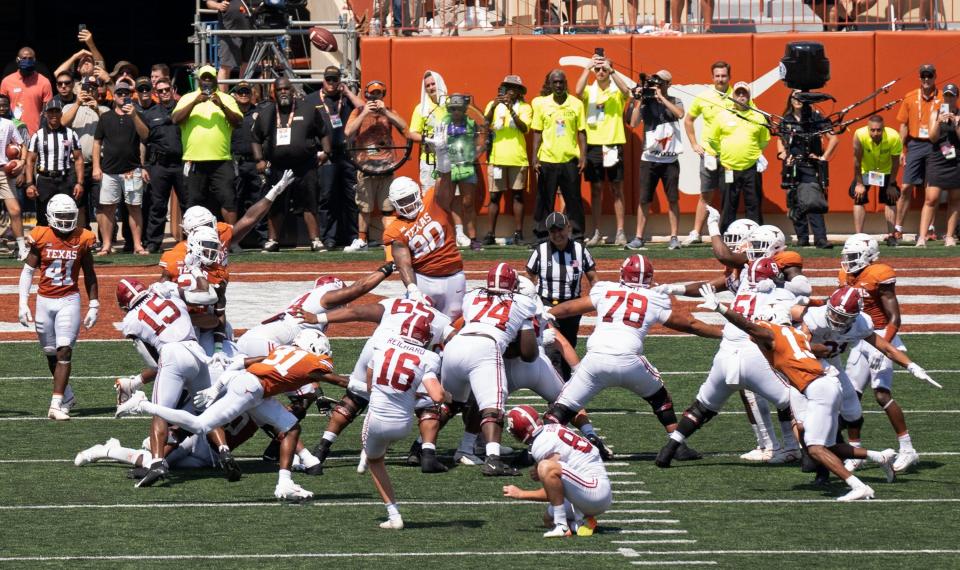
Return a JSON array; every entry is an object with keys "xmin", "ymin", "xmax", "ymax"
[
  {"xmin": 526, "ymin": 211, "xmax": 597, "ymax": 379},
  {"xmin": 24, "ymin": 100, "xmax": 84, "ymax": 228}
]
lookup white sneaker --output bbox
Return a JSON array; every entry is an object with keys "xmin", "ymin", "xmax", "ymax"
[
  {"xmin": 456, "ymin": 233, "xmax": 471, "ymax": 248},
  {"xmin": 614, "ymin": 230, "xmax": 627, "ymax": 247},
  {"xmin": 274, "ymin": 480, "xmax": 314, "ymax": 501},
  {"xmin": 844, "ymin": 457, "xmax": 865, "ymax": 472},
  {"xmin": 878, "ymin": 448, "xmax": 897, "ymax": 483},
  {"xmin": 740, "ymin": 447, "xmax": 773, "ymax": 461},
  {"xmin": 379, "ymin": 518, "xmax": 404, "ymax": 530},
  {"xmin": 837, "ymin": 484, "xmax": 875, "ymax": 502},
  {"xmin": 681, "ymin": 231, "xmax": 701, "ymax": 247},
  {"xmin": 584, "ymin": 229, "xmax": 603, "ymax": 247},
  {"xmin": 543, "ymin": 523, "xmax": 572, "ymax": 538},
  {"xmin": 768, "ymin": 447, "xmax": 801, "ymax": 464},
  {"xmin": 357, "ymin": 450, "xmax": 368, "ymax": 474},
  {"xmin": 344, "ymin": 238, "xmax": 368, "ymax": 253},
  {"xmin": 892, "ymin": 449, "xmax": 919, "ymax": 472},
  {"xmin": 454, "ymin": 450, "xmax": 484, "ymax": 466},
  {"xmin": 115, "ymin": 391, "xmax": 147, "ymax": 418},
  {"xmin": 115, "ymin": 376, "xmax": 140, "ymax": 406},
  {"xmin": 47, "ymin": 405, "xmax": 70, "ymax": 421}
]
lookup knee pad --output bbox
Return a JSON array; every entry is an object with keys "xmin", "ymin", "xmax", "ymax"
[
  {"xmin": 543, "ymin": 403, "xmax": 577, "ymax": 426},
  {"xmin": 776, "ymin": 407, "xmax": 793, "ymax": 423},
  {"xmin": 416, "ymin": 404, "xmax": 443, "ymax": 424},
  {"xmin": 332, "ymin": 391, "xmax": 369, "ymax": 423},
  {"xmin": 682, "ymin": 400, "xmax": 718, "ymax": 428},
  {"xmin": 881, "ymin": 398, "xmax": 896, "ymax": 411},
  {"xmin": 644, "ymin": 387, "xmax": 677, "ymax": 428},
  {"xmin": 480, "ymin": 408, "xmax": 504, "ymax": 428}
]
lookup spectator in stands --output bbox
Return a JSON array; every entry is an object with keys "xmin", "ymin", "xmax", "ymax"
[
  {"xmin": 253, "ymin": 76, "xmax": 332, "ymax": 253},
  {"xmin": 531, "ymin": 70, "xmax": 586, "ymax": 242},
  {"xmin": 310, "ymin": 66, "xmax": 363, "ymax": 249},
  {"xmin": 62, "ymin": 76, "xmax": 110, "ymax": 233},
  {"xmin": 482, "ymin": 75, "xmax": 531, "ymax": 246},
  {"xmin": 683, "ymin": 61, "xmax": 732, "ymax": 247},
  {"xmin": 172, "ymin": 65, "xmax": 242, "ymax": 224},
  {"xmin": 409, "ymin": 71, "xmax": 447, "ymax": 188},
  {"xmin": 0, "ymin": 106, "xmax": 25, "ymax": 259},
  {"xmin": 52, "ymin": 72, "xmax": 78, "ymax": 109},
  {"xmin": 109, "ymin": 62, "xmax": 139, "ymax": 89},
  {"xmin": 704, "ymin": 82, "xmax": 769, "ymax": 230},
  {"xmin": 207, "ymin": 0, "xmax": 251, "ymax": 88},
  {"xmin": 150, "ymin": 64, "xmax": 170, "ymax": 89},
  {"xmin": 918, "ymin": 83, "xmax": 960, "ymax": 248},
  {"xmin": 231, "ymin": 81, "xmax": 266, "ymax": 249},
  {"xmin": 777, "ymin": 90, "xmax": 836, "ymax": 249},
  {"xmin": 0, "ymin": 94, "xmax": 29, "ymax": 142},
  {"xmin": 1, "ymin": 47, "xmax": 53, "ymax": 135},
  {"xmin": 53, "ymin": 29, "xmax": 106, "ymax": 85},
  {"xmin": 24, "ymin": 101, "xmax": 84, "ymax": 228},
  {"xmin": 139, "ymin": 76, "xmax": 186, "ymax": 253},
  {"xmin": 628, "ymin": 69, "xmax": 684, "ymax": 250},
  {"xmin": 894, "ymin": 64, "xmax": 940, "ymax": 246},
  {"xmin": 671, "ymin": 0, "xmax": 713, "ymax": 31},
  {"xmin": 575, "ymin": 54, "xmax": 630, "ymax": 248},
  {"xmin": 851, "ymin": 115, "xmax": 901, "ymax": 239},
  {"xmin": 343, "ymin": 80, "xmax": 408, "ymax": 252},
  {"xmin": 92, "ymin": 80, "xmax": 149, "ymax": 255}
]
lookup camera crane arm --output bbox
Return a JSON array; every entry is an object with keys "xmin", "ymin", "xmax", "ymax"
[{"xmin": 825, "ymin": 78, "xmax": 900, "ymax": 125}]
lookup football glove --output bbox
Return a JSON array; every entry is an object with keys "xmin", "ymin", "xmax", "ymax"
[
  {"xmin": 697, "ymin": 283, "xmax": 723, "ymax": 312},
  {"xmin": 653, "ymin": 283, "xmax": 686, "ymax": 296},
  {"xmin": 18, "ymin": 304, "xmax": 33, "ymax": 327},
  {"xmin": 406, "ymin": 283, "xmax": 426, "ymax": 304},
  {"xmin": 265, "ymin": 169, "xmax": 295, "ymax": 202},
  {"xmin": 706, "ymin": 205, "xmax": 722, "ymax": 237},
  {"xmin": 193, "ymin": 386, "xmax": 221, "ymax": 410},
  {"xmin": 83, "ymin": 300, "xmax": 100, "ymax": 329},
  {"xmin": 541, "ymin": 326, "xmax": 557, "ymax": 347},
  {"xmin": 907, "ymin": 362, "xmax": 942, "ymax": 389}
]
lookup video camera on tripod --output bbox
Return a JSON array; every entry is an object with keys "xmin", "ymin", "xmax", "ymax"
[{"xmin": 252, "ymin": 0, "xmax": 308, "ymax": 30}]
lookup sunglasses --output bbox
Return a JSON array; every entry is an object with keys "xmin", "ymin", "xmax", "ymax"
[
  {"xmin": 234, "ymin": 88, "xmax": 251, "ymax": 95},
  {"xmin": 156, "ymin": 87, "xmax": 171, "ymax": 93},
  {"xmin": 57, "ymin": 81, "xmax": 74, "ymax": 86},
  {"xmin": 136, "ymin": 86, "xmax": 152, "ymax": 93},
  {"xmin": 921, "ymin": 73, "xmax": 935, "ymax": 79},
  {"xmin": 115, "ymin": 89, "xmax": 132, "ymax": 96},
  {"xmin": 324, "ymin": 77, "xmax": 341, "ymax": 82}
]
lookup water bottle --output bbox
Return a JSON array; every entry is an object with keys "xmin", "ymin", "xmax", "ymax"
[{"xmin": 370, "ymin": 17, "xmax": 381, "ymax": 36}]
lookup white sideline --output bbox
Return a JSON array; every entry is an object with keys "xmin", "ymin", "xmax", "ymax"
[
  {"xmin": 623, "ymin": 549, "xmax": 960, "ymax": 555},
  {"xmin": 612, "ymin": 540, "xmax": 698, "ymax": 544},
  {"xmin": 601, "ymin": 519, "xmax": 680, "ymax": 524},
  {"xmin": 631, "ymin": 561, "xmax": 717, "ymax": 566},
  {"xmin": 0, "ymin": 550, "xmax": 619, "ymax": 562},
  {"xmin": 618, "ymin": 530, "xmax": 689, "ymax": 534},
  {"xmin": 606, "ymin": 510, "xmax": 672, "ymax": 514}
]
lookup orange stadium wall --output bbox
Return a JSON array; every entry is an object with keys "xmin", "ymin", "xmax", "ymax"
[{"xmin": 360, "ymin": 32, "xmax": 960, "ymax": 236}]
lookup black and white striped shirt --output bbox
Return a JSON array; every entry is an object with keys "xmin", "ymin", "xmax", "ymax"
[
  {"xmin": 526, "ymin": 240, "xmax": 596, "ymax": 302},
  {"xmin": 27, "ymin": 126, "xmax": 80, "ymax": 173}
]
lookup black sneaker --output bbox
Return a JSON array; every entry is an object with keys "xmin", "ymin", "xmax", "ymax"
[
  {"xmin": 812, "ymin": 463, "xmax": 831, "ymax": 486},
  {"xmin": 674, "ymin": 442, "xmax": 703, "ymax": 461},
  {"xmin": 218, "ymin": 449, "xmax": 242, "ymax": 482},
  {"xmin": 406, "ymin": 440, "xmax": 422, "ymax": 467},
  {"xmin": 481, "ymin": 455, "xmax": 520, "ymax": 476},
  {"xmin": 655, "ymin": 439, "xmax": 680, "ymax": 468},
  {"xmin": 482, "ymin": 232, "xmax": 496, "ymax": 246},
  {"xmin": 304, "ymin": 462, "xmax": 324, "ymax": 476},
  {"xmin": 420, "ymin": 448, "xmax": 448, "ymax": 473},
  {"xmin": 261, "ymin": 239, "xmax": 280, "ymax": 253},
  {"xmin": 585, "ymin": 433, "xmax": 613, "ymax": 461},
  {"xmin": 135, "ymin": 460, "xmax": 170, "ymax": 487},
  {"xmin": 815, "ymin": 240, "xmax": 834, "ymax": 249},
  {"xmin": 262, "ymin": 439, "xmax": 280, "ymax": 463},
  {"xmin": 126, "ymin": 466, "xmax": 149, "ymax": 480},
  {"xmin": 512, "ymin": 231, "xmax": 524, "ymax": 245}
]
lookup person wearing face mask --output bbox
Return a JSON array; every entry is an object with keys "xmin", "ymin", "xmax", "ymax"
[
  {"xmin": 252, "ymin": 76, "xmax": 332, "ymax": 253},
  {"xmin": 1, "ymin": 47, "xmax": 54, "ymax": 136}
]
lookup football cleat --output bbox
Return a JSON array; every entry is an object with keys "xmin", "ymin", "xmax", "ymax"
[
  {"xmin": 801, "ymin": 449, "xmax": 820, "ymax": 473},
  {"xmin": 47, "ymin": 405, "xmax": 71, "ymax": 421},
  {"xmin": 406, "ymin": 440, "xmax": 422, "ymax": 466},
  {"xmin": 115, "ymin": 391, "xmax": 147, "ymax": 418},
  {"xmin": 543, "ymin": 524, "xmax": 572, "ymax": 538},
  {"xmin": 357, "ymin": 450, "xmax": 368, "ymax": 474},
  {"xmin": 655, "ymin": 439, "xmax": 680, "ymax": 468},
  {"xmin": 878, "ymin": 448, "xmax": 897, "ymax": 483},
  {"xmin": 584, "ymin": 433, "xmax": 613, "ymax": 461},
  {"xmin": 262, "ymin": 439, "xmax": 280, "ymax": 463},
  {"xmin": 843, "ymin": 457, "xmax": 865, "ymax": 472},
  {"xmin": 274, "ymin": 480, "xmax": 314, "ymax": 502},
  {"xmin": 740, "ymin": 447, "xmax": 774, "ymax": 462},
  {"xmin": 420, "ymin": 449, "xmax": 448, "ymax": 473},
  {"xmin": 127, "ymin": 466, "xmax": 149, "ymax": 480},
  {"xmin": 379, "ymin": 518, "xmax": 404, "ymax": 530},
  {"xmin": 674, "ymin": 442, "xmax": 702, "ymax": 461},
  {"xmin": 135, "ymin": 460, "xmax": 170, "ymax": 488},
  {"xmin": 313, "ymin": 441, "xmax": 332, "ymax": 466},
  {"xmin": 768, "ymin": 447, "xmax": 802, "ymax": 464},
  {"xmin": 481, "ymin": 455, "xmax": 520, "ymax": 477},
  {"xmin": 218, "ymin": 449, "xmax": 242, "ymax": 482},
  {"xmin": 892, "ymin": 449, "xmax": 919, "ymax": 473},
  {"xmin": 454, "ymin": 450, "xmax": 484, "ymax": 466},
  {"xmin": 837, "ymin": 484, "xmax": 875, "ymax": 502},
  {"xmin": 474, "ymin": 441, "xmax": 515, "ymax": 457},
  {"xmin": 304, "ymin": 462, "xmax": 324, "ymax": 476}
]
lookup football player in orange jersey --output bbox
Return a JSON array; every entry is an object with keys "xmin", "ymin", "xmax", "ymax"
[
  {"xmin": 18, "ymin": 194, "xmax": 99, "ymax": 420},
  {"xmin": 117, "ymin": 329, "xmax": 347, "ymax": 501},
  {"xmin": 839, "ymin": 234, "xmax": 921, "ymax": 472},
  {"xmin": 697, "ymin": 284, "xmax": 899, "ymax": 501},
  {"xmin": 382, "ymin": 175, "xmax": 466, "ymax": 319}
]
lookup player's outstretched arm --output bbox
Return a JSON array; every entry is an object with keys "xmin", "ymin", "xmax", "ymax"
[
  {"xmin": 301, "ymin": 302, "xmax": 386, "ymax": 326},
  {"xmin": 230, "ymin": 170, "xmax": 295, "ymax": 245},
  {"xmin": 664, "ymin": 312, "xmax": 723, "ymax": 339},
  {"xmin": 704, "ymin": 206, "xmax": 747, "ymax": 268},
  {"xmin": 391, "ymin": 242, "xmax": 417, "ymax": 288},
  {"xmin": 547, "ymin": 297, "xmax": 594, "ymax": 320},
  {"xmin": 312, "ymin": 371, "xmax": 350, "ymax": 389},
  {"xmin": 502, "ymin": 484, "xmax": 548, "ymax": 501},
  {"xmin": 654, "ymin": 274, "xmax": 727, "ymax": 297},
  {"xmin": 320, "ymin": 262, "xmax": 395, "ymax": 310}
]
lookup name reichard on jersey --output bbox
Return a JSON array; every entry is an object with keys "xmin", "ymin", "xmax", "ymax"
[
  {"xmin": 586, "ymin": 281, "xmax": 672, "ymax": 355},
  {"xmin": 120, "ymin": 282, "xmax": 197, "ymax": 350},
  {"xmin": 803, "ymin": 306, "xmax": 875, "ymax": 363},
  {"xmin": 459, "ymin": 289, "xmax": 537, "ymax": 351},
  {"xmin": 247, "ymin": 346, "xmax": 334, "ymax": 398},
  {"xmin": 374, "ymin": 297, "xmax": 452, "ymax": 350},
  {"xmin": 529, "ymin": 423, "xmax": 607, "ymax": 479},
  {"xmin": 368, "ymin": 336, "xmax": 441, "ymax": 422},
  {"xmin": 28, "ymin": 226, "xmax": 96, "ymax": 298}
]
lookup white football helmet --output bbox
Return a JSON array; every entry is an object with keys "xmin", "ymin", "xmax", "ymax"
[
  {"xmin": 293, "ymin": 329, "xmax": 332, "ymax": 356},
  {"xmin": 181, "ymin": 206, "xmax": 217, "ymax": 235},
  {"xmin": 187, "ymin": 225, "xmax": 222, "ymax": 266},
  {"xmin": 388, "ymin": 176, "xmax": 423, "ymax": 219},
  {"xmin": 747, "ymin": 225, "xmax": 786, "ymax": 261},
  {"xmin": 756, "ymin": 303, "xmax": 792, "ymax": 326},
  {"xmin": 47, "ymin": 194, "xmax": 79, "ymax": 233},
  {"xmin": 840, "ymin": 233, "xmax": 879, "ymax": 274},
  {"xmin": 723, "ymin": 218, "xmax": 758, "ymax": 251}
]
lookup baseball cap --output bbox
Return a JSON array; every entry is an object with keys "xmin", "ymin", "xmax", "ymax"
[
  {"xmin": 501, "ymin": 74, "xmax": 527, "ymax": 94},
  {"xmin": 324, "ymin": 66, "xmax": 342, "ymax": 79},
  {"xmin": 110, "ymin": 60, "xmax": 139, "ymax": 79},
  {"xmin": 135, "ymin": 77, "xmax": 152, "ymax": 91},
  {"xmin": 195, "ymin": 65, "xmax": 217, "ymax": 80},
  {"xmin": 654, "ymin": 69, "xmax": 672, "ymax": 82},
  {"xmin": 43, "ymin": 99, "xmax": 63, "ymax": 112},
  {"xmin": 919, "ymin": 64, "xmax": 936, "ymax": 75},
  {"xmin": 232, "ymin": 80, "xmax": 252, "ymax": 93},
  {"xmin": 114, "ymin": 79, "xmax": 135, "ymax": 93},
  {"xmin": 733, "ymin": 81, "xmax": 751, "ymax": 96},
  {"xmin": 447, "ymin": 93, "xmax": 468, "ymax": 109},
  {"xmin": 943, "ymin": 83, "xmax": 959, "ymax": 96},
  {"xmin": 545, "ymin": 211, "xmax": 568, "ymax": 230},
  {"xmin": 365, "ymin": 80, "xmax": 386, "ymax": 93}
]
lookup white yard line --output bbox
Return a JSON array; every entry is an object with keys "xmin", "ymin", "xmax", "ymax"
[
  {"xmin": 612, "ymin": 540, "xmax": 698, "ymax": 544},
  {"xmin": 611, "ymin": 498, "xmax": 960, "ymax": 504},
  {"xmin": 621, "ymin": 549, "xmax": 960, "ymax": 555},
  {"xmin": 606, "ymin": 510, "xmax": 672, "ymax": 514},
  {"xmin": 611, "ymin": 481, "xmax": 647, "ymax": 485},
  {"xmin": 602, "ymin": 519, "xmax": 680, "ymax": 524},
  {"xmin": 607, "ymin": 472, "xmax": 641, "ymax": 476},
  {"xmin": 617, "ymin": 530, "xmax": 689, "ymax": 534},
  {"xmin": 0, "ymin": 550, "xmax": 620, "ymax": 562},
  {"xmin": 614, "ymin": 491, "xmax": 653, "ymax": 495},
  {"xmin": 0, "ymin": 499, "xmax": 569, "ymax": 511},
  {"xmin": 630, "ymin": 561, "xmax": 717, "ymax": 566}
]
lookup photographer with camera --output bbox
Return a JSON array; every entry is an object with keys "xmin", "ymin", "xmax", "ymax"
[
  {"xmin": 575, "ymin": 51, "xmax": 631, "ymax": 248},
  {"xmin": 918, "ymin": 83, "xmax": 960, "ymax": 248},
  {"xmin": 776, "ymin": 90, "xmax": 837, "ymax": 249},
  {"xmin": 851, "ymin": 115, "xmax": 901, "ymax": 238},
  {"xmin": 482, "ymin": 75, "xmax": 531, "ymax": 246},
  {"xmin": 627, "ymin": 69, "xmax": 684, "ymax": 250},
  {"xmin": 704, "ymin": 82, "xmax": 769, "ymax": 231}
]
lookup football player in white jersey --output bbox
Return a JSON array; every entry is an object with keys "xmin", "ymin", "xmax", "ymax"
[
  {"xmin": 655, "ymin": 257, "xmax": 803, "ymax": 468},
  {"xmin": 502, "ymin": 405, "xmax": 612, "ymax": 538},
  {"xmin": 363, "ymin": 315, "xmax": 448, "ymax": 529},
  {"xmin": 115, "ymin": 277, "xmax": 241, "ymax": 487},
  {"xmin": 304, "ymin": 295, "xmax": 454, "ymax": 474},
  {"xmin": 800, "ymin": 286, "xmax": 938, "ymax": 473},
  {"xmin": 544, "ymin": 255, "xmax": 722, "ymax": 460},
  {"xmin": 441, "ymin": 263, "xmax": 539, "ymax": 476},
  {"xmin": 238, "ymin": 261, "xmax": 395, "ymax": 358}
]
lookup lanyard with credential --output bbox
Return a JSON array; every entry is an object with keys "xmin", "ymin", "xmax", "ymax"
[
  {"xmin": 919, "ymin": 90, "xmax": 940, "ymax": 136},
  {"xmin": 276, "ymin": 99, "xmax": 296, "ymax": 130}
]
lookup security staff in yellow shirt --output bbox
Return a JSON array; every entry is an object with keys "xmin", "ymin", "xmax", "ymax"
[
  {"xmin": 851, "ymin": 115, "xmax": 902, "ymax": 239},
  {"xmin": 483, "ymin": 75, "xmax": 532, "ymax": 245}
]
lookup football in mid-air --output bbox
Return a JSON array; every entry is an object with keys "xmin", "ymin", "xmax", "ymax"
[
  {"xmin": 3, "ymin": 159, "xmax": 20, "ymax": 176},
  {"xmin": 309, "ymin": 26, "xmax": 338, "ymax": 52},
  {"xmin": 5, "ymin": 143, "xmax": 19, "ymax": 160}
]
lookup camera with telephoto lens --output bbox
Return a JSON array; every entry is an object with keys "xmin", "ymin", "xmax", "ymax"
[
  {"xmin": 252, "ymin": 0, "xmax": 308, "ymax": 29},
  {"xmin": 633, "ymin": 73, "xmax": 662, "ymax": 101}
]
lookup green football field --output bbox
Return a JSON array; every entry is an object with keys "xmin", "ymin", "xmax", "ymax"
[{"xmin": 1, "ymin": 335, "xmax": 957, "ymax": 569}]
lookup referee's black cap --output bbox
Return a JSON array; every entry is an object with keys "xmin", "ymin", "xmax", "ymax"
[{"xmin": 546, "ymin": 211, "xmax": 568, "ymax": 229}]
